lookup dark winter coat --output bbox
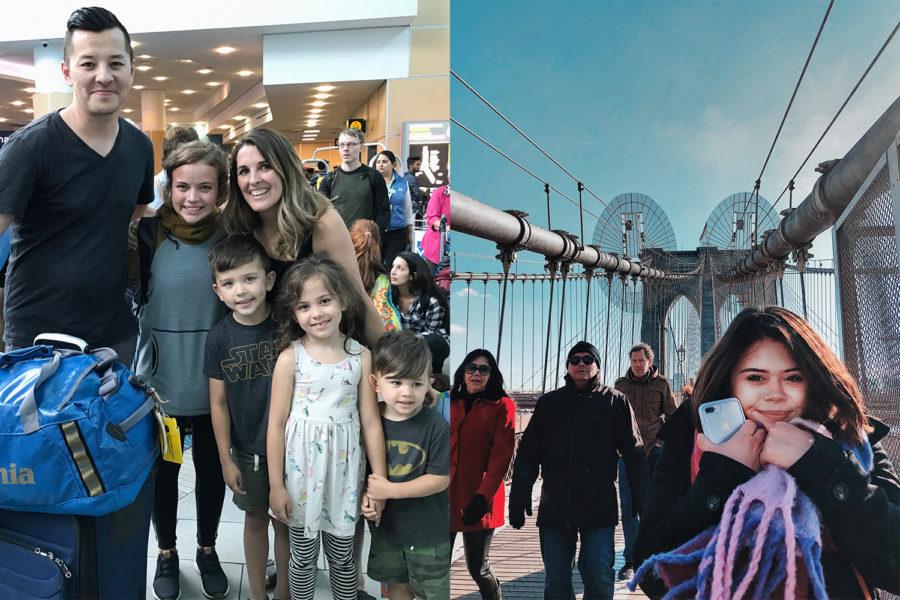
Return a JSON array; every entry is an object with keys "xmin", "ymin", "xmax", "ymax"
[
  {"xmin": 450, "ymin": 393, "xmax": 517, "ymax": 532},
  {"xmin": 509, "ymin": 378, "xmax": 647, "ymax": 529},
  {"xmin": 634, "ymin": 401, "xmax": 900, "ymax": 599}
]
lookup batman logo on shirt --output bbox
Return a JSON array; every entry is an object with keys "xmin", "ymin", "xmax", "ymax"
[{"xmin": 386, "ymin": 440, "xmax": 426, "ymax": 477}]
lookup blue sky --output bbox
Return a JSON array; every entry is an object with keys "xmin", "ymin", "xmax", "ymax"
[{"xmin": 448, "ymin": 0, "xmax": 899, "ymax": 378}]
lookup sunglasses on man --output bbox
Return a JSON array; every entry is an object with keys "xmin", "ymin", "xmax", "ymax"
[
  {"xmin": 567, "ymin": 355, "xmax": 596, "ymax": 366},
  {"xmin": 465, "ymin": 363, "xmax": 492, "ymax": 375}
]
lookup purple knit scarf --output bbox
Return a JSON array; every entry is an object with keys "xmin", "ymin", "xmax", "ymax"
[{"xmin": 629, "ymin": 434, "xmax": 873, "ymax": 600}]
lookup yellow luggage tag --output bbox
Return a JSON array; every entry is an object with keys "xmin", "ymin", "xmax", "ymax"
[{"xmin": 149, "ymin": 386, "xmax": 182, "ymax": 464}]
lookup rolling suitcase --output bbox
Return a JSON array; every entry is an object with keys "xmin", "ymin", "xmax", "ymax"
[
  {"xmin": 0, "ymin": 473, "xmax": 153, "ymax": 599},
  {"xmin": 0, "ymin": 334, "xmax": 159, "ymax": 599}
]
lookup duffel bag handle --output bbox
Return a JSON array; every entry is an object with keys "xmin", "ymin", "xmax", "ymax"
[
  {"xmin": 33, "ymin": 333, "xmax": 89, "ymax": 353},
  {"xmin": 16, "ymin": 351, "xmax": 62, "ymax": 434},
  {"xmin": 0, "ymin": 345, "xmax": 54, "ymax": 367}
]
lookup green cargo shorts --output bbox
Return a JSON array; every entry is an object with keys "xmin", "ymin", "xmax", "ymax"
[
  {"xmin": 231, "ymin": 448, "xmax": 270, "ymax": 512},
  {"xmin": 366, "ymin": 531, "xmax": 450, "ymax": 599}
]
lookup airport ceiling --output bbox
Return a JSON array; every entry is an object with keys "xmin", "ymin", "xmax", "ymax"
[{"xmin": 0, "ymin": 25, "xmax": 383, "ymax": 144}]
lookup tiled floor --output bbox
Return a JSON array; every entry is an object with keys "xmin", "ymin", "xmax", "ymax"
[{"xmin": 145, "ymin": 447, "xmax": 383, "ymax": 600}]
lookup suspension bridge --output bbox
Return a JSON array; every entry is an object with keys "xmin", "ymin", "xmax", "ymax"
[{"xmin": 448, "ymin": 88, "xmax": 900, "ymax": 600}]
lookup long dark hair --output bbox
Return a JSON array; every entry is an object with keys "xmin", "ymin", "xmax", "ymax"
[
  {"xmin": 451, "ymin": 349, "xmax": 507, "ymax": 401},
  {"xmin": 273, "ymin": 253, "xmax": 366, "ymax": 353},
  {"xmin": 692, "ymin": 306, "xmax": 867, "ymax": 443},
  {"xmin": 391, "ymin": 252, "xmax": 449, "ymax": 331}
]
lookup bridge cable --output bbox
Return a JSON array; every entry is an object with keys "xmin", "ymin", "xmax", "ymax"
[
  {"xmin": 755, "ymin": 0, "xmax": 835, "ymax": 187},
  {"xmin": 759, "ymin": 18, "xmax": 900, "ymax": 225},
  {"xmin": 554, "ymin": 263, "xmax": 571, "ymax": 387},
  {"xmin": 481, "ymin": 281, "xmax": 488, "ymax": 348},
  {"xmin": 630, "ymin": 276, "xmax": 639, "ymax": 344},
  {"xmin": 603, "ymin": 274, "xmax": 614, "ymax": 383},
  {"xmin": 583, "ymin": 269, "xmax": 594, "ymax": 339},
  {"xmin": 541, "ymin": 262, "xmax": 558, "ymax": 394},
  {"xmin": 465, "ymin": 280, "xmax": 472, "ymax": 349},
  {"xmin": 451, "ymin": 117, "xmax": 603, "ymax": 221},
  {"xmin": 618, "ymin": 276, "xmax": 627, "ymax": 376},
  {"xmin": 451, "ymin": 69, "xmax": 610, "ymax": 211}
]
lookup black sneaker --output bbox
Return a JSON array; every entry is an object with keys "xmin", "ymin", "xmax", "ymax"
[
  {"xmin": 195, "ymin": 547, "xmax": 230, "ymax": 598},
  {"xmin": 617, "ymin": 562, "xmax": 634, "ymax": 581},
  {"xmin": 152, "ymin": 550, "xmax": 180, "ymax": 600}
]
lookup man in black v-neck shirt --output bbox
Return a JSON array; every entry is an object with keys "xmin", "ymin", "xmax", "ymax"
[{"xmin": 0, "ymin": 7, "xmax": 153, "ymax": 359}]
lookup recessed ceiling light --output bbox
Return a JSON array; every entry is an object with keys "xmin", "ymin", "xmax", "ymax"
[
  {"xmin": 153, "ymin": 76, "xmax": 168, "ymax": 81},
  {"xmin": 137, "ymin": 54, "xmax": 152, "ymax": 60},
  {"xmin": 122, "ymin": 108, "xmax": 133, "ymax": 113},
  {"xmin": 218, "ymin": 124, "xmax": 230, "ymax": 129},
  {"xmin": 312, "ymin": 93, "xmax": 331, "ymax": 100},
  {"xmin": 22, "ymin": 87, "xmax": 35, "ymax": 94},
  {"xmin": 169, "ymin": 122, "xmax": 179, "ymax": 127},
  {"xmin": 0, "ymin": 118, "xmax": 7, "ymax": 122},
  {"xmin": 232, "ymin": 116, "xmax": 245, "ymax": 121},
  {"xmin": 206, "ymin": 81, "xmax": 222, "ymax": 87},
  {"xmin": 308, "ymin": 108, "xmax": 324, "ymax": 114},
  {"xmin": 306, "ymin": 121, "xmax": 319, "ymax": 127},
  {"xmin": 236, "ymin": 70, "xmax": 253, "ymax": 77},
  {"xmin": 315, "ymin": 85, "xmax": 335, "ymax": 92},
  {"xmin": 168, "ymin": 107, "xmax": 179, "ymax": 112},
  {"xmin": 214, "ymin": 46, "xmax": 236, "ymax": 55},
  {"xmin": 133, "ymin": 85, "xmax": 145, "ymax": 90},
  {"xmin": 130, "ymin": 41, "xmax": 140, "ymax": 48},
  {"xmin": 23, "ymin": 108, "xmax": 33, "ymax": 113},
  {"xmin": 10, "ymin": 100, "xmax": 25, "ymax": 106},
  {"xmin": 253, "ymin": 102, "xmax": 268, "ymax": 109},
  {"xmin": 179, "ymin": 59, "xmax": 194, "ymax": 63},
  {"xmin": 182, "ymin": 89, "xmax": 196, "ymax": 95},
  {"xmin": 135, "ymin": 65, "xmax": 152, "ymax": 71},
  {"xmin": 164, "ymin": 99, "xmax": 172, "ymax": 103},
  {"xmin": 197, "ymin": 68, "xmax": 214, "ymax": 75},
  {"xmin": 305, "ymin": 130, "xmax": 320, "ymax": 133},
  {"xmin": 310, "ymin": 101, "xmax": 327, "ymax": 107}
]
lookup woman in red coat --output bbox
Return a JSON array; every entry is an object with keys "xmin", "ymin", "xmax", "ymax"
[{"xmin": 451, "ymin": 349, "xmax": 517, "ymax": 600}]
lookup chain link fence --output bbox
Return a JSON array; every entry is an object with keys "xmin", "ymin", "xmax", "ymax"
[{"xmin": 834, "ymin": 135, "xmax": 899, "ymax": 599}]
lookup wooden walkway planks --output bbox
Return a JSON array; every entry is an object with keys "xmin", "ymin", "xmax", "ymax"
[{"xmin": 451, "ymin": 480, "xmax": 648, "ymax": 599}]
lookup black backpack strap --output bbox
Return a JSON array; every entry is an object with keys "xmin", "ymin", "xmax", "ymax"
[{"xmin": 136, "ymin": 217, "xmax": 159, "ymax": 307}]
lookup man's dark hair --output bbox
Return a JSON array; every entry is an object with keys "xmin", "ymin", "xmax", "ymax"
[
  {"xmin": 406, "ymin": 155, "xmax": 421, "ymax": 169},
  {"xmin": 372, "ymin": 330, "xmax": 432, "ymax": 380},
  {"xmin": 64, "ymin": 7, "xmax": 134, "ymax": 64},
  {"xmin": 208, "ymin": 234, "xmax": 271, "ymax": 277}
]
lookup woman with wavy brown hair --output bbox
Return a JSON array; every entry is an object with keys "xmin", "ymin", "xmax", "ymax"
[
  {"xmin": 632, "ymin": 306, "xmax": 899, "ymax": 599},
  {"xmin": 223, "ymin": 128, "xmax": 383, "ymax": 345}
]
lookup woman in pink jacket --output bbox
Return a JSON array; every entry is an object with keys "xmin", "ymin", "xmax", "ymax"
[{"xmin": 420, "ymin": 185, "xmax": 449, "ymax": 288}]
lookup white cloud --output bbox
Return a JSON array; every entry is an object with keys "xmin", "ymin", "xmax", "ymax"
[
  {"xmin": 455, "ymin": 286, "xmax": 491, "ymax": 299},
  {"xmin": 450, "ymin": 323, "xmax": 467, "ymax": 335}
]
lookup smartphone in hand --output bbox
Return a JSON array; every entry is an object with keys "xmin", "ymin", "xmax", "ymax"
[{"xmin": 699, "ymin": 397, "xmax": 746, "ymax": 444}]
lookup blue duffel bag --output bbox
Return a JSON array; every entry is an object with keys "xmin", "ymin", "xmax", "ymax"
[{"xmin": 0, "ymin": 334, "xmax": 159, "ymax": 516}]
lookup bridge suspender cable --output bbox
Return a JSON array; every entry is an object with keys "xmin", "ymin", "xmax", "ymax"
[
  {"xmin": 451, "ymin": 69, "xmax": 610, "ymax": 212},
  {"xmin": 756, "ymin": 18, "xmax": 900, "ymax": 229}
]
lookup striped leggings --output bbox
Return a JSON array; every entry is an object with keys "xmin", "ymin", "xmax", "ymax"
[{"xmin": 288, "ymin": 527, "xmax": 357, "ymax": 600}]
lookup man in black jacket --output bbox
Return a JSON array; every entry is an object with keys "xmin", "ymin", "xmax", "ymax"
[{"xmin": 509, "ymin": 341, "xmax": 647, "ymax": 600}]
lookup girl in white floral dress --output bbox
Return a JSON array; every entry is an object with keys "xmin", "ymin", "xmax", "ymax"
[{"xmin": 267, "ymin": 254, "xmax": 387, "ymax": 600}]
